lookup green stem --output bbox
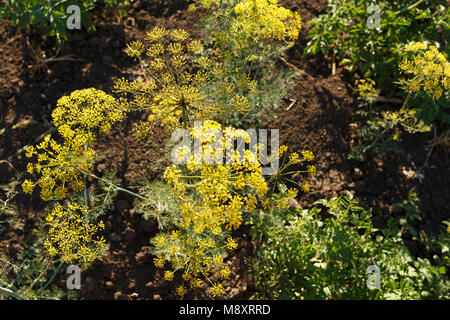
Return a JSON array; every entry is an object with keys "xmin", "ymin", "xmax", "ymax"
[
  {"xmin": 82, "ymin": 171, "xmax": 151, "ymax": 203},
  {"xmin": 0, "ymin": 286, "xmax": 24, "ymax": 300},
  {"xmin": 394, "ymin": 0, "xmax": 425, "ymax": 15},
  {"xmin": 400, "ymin": 92, "xmax": 411, "ymax": 113},
  {"xmin": 39, "ymin": 261, "xmax": 64, "ymax": 292}
]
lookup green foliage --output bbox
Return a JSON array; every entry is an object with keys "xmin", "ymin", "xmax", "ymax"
[
  {"xmin": 0, "ymin": 0, "xmax": 96, "ymax": 44},
  {"xmin": 0, "ymin": 177, "xmax": 22, "ymax": 234},
  {"xmin": 248, "ymin": 194, "xmax": 450, "ymax": 299},
  {"xmin": 0, "ymin": 237, "xmax": 75, "ymax": 300},
  {"xmin": 0, "ymin": 0, "xmax": 133, "ymax": 45},
  {"xmin": 305, "ymin": 0, "xmax": 449, "ymax": 93}
]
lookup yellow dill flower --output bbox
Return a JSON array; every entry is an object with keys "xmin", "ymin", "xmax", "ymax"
[
  {"xmin": 25, "ymin": 146, "xmax": 36, "ymax": 158},
  {"xmin": 154, "ymin": 234, "xmax": 167, "ymax": 248},
  {"xmin": 154, "ymin": 256, "xmax": 165, "ymax": 268},
  {"xmin": 226, "ymin": 237, "xmax": 238, "ymax": 250},
  {"xmin": 219, "ymin": 266, "xmax": 231, "ymax": 280},
  {"xmin": 399, "ymin": 42, "xmax": 450, "ymax": 100},
  {"xmin": 145, "ymin": 26, "xmax": 167, "ymax": 42},
  {"xmin": 213, "ymin": 254, "xmax": 223, "ymax": 266},
  {"xmin": 22, "ymin": 179, "xmax": 34, "ymax": 194},
  {"xmin": 24, "ymin": 136, "xmax": 95, "ymax": 201},
  {"xmin": 307, "ymin": 165, "xmax": 316, "ymax": 177},
  {"xmin": 44, "ymin": 204, "xmax": 107, "ymax": 269},
  {"xmin": 301, "ymin": 181, "xmax": 311, "ymax": 192},
  {"xmin": 190, "ymin": 278, "xmax": 202, "ymax": 289},
  {"xmin": 288, "ymin": 188, "xmax": 298, "ymax": 199},
  {"xmin": 232, "ymin": 0, "xmax": 302, "ymax": 41},
  {"xmin": 262, "ymin": 198, "xmax": 273, "ymax": 210},
  {"xmin": 289, "ymin": 152, "xmax": 299, "ymax": 164},
  {"xmin": 164, "ymin": 270, "xmax": 175, "ymax": 281},
  {"xmin": 211, "ymin": 283, "xmax": 225, "ymax": 297},
  {"xmin": 354, "ymin": 78, "xmax": 380, "ymax": 104},
  {"xmin": 124, "ymin": 40, "xmax": 146, "ymax": 59},
  {"xmin": 176, "ymin": 285, "xmax": 188, "ymax": 297},
  {"xmin": 53, "ymin": 88, "xmax": 124, "ymax": 139},
  {"xmin": 115, "ymin": 27, "xmax": 254, "ymax": 140},
  {"xmin": 301, "ymin": 150, "xmax": 315, "ymax": 161}
]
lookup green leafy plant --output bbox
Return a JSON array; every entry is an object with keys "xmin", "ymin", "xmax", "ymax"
[
  {"xmin": 305, "ymin": 0, "xmax": 449, "ymax": 94},
  {"xmin": 248, "ymin": 194, "xmax": 450, "ymax": 299}
]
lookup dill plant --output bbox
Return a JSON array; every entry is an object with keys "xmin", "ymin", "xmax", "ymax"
[
  {"xmin": 113, "ymin": 26, "xmax": 256, "ymax": 141},
  {"xmin": 113, "ymin": 27, "xmax": 316, "ymax": 297},
  {"xmin": 22, "ymin": 88, "xmax": 126, "ymax": 268},
  {"xmin": 149, "ymin": 120, "xmax": 315, "ymax": 297},
  {"xmin": 350, "ymin": 42, "xmax": 449, "ymax": 161},
  {"xmin": 19, "ymin": 25, "xmax": 317, "ymax": 298},
  {"xmin": 188, "ymin": 0, "xmax": 303, "ymax": 126}
]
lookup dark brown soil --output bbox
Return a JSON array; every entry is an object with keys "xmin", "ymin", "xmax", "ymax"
[{"xmin": 0, "ymin": 0, "xmax": 448, "ymax": 300}]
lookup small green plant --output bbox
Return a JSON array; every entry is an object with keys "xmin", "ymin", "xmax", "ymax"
[
  {"xmin": 248, "ymin": 194, "xmax": 450, "ymax": 299},
  {"xmin": 350, "ymin": 77, "xmax": 431, "ymax": 161},
  {"xmin": 0, "ymin": 0, "xmax": 133, "ymax": 45},
  {"xmin": 104, "ymin": 0, "xmax": 133, "ymax": 14}
]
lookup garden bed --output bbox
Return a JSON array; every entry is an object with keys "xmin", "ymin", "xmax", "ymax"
[{"xmin": 0, "ymin": 0, "xmax": 448, "ymax": 300}]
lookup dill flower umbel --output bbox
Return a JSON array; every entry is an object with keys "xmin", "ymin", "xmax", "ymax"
[
  {"xmin": 53, "ymin": 88, "xmax": 125, "ymax": 140},
  {"xmin": 114, "ymin": 26, "xmax": 255, "ymax": 140},
  {"xmin": 354, "ymin": 78, "xmax": 380, "ymax": 104},
  {"xmin": 399, "ymin": 42, "xmax": 450, "ymax": 100},
  {"xmin": 23, "ymin": 134, "xmax": 95, "ymax": 201},
  {"xmin": 23, "ymin": 88, "xmax": 124, "ymax": 201},
  {"xmin": 153, "ymin": 121, "xmax": 315, "ymax": 297},
  {"xmin": 191, "ymin": 0, "xmax": 302, "ymax": 41},
  {"xmin": 44, "ymin": 203, "xmax": 107, "ymax": 268}
]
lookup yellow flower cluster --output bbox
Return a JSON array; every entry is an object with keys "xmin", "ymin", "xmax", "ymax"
[
  {"xmin": 53, "ymin": 88, "xmax": 125, "ymax": 141},
  {"xmin": 23, "ymin": 89, "xmax": 123, "ymax": 201},
  {"xmin": 191, "ymin": 0, "xmax": 302, "ymax": 42},
  {"xmin": 153, "ymin": 121, "xmax": 314, "ymax": 297},
  {"xmin": 44, "ymin": 203, "xmax": 107, "ymax": 268},
  {"xmin": 22, "ymin": 88, "xmax": 123, "ymax": 265},
  {"xmin": 233, "ymin": 0, "xmax": 302, "ymax": 41},
  {"xmin": 270, "ymin": 145, "xmax": 316, "ymax": 198},
  {"xmin": 23, "ymin": 134, "xmax": 94, "ymax": 201},
  {"xmin": 114, "ymin": 27, "xmax": 255, "ymax": 140},
  {"xmin": 399, "ymin": 42, "xmax": 450, "ymax": 100},
  {"xmin": 354, "ymin": 78, "xmax": 380, "ymax": 104}
]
